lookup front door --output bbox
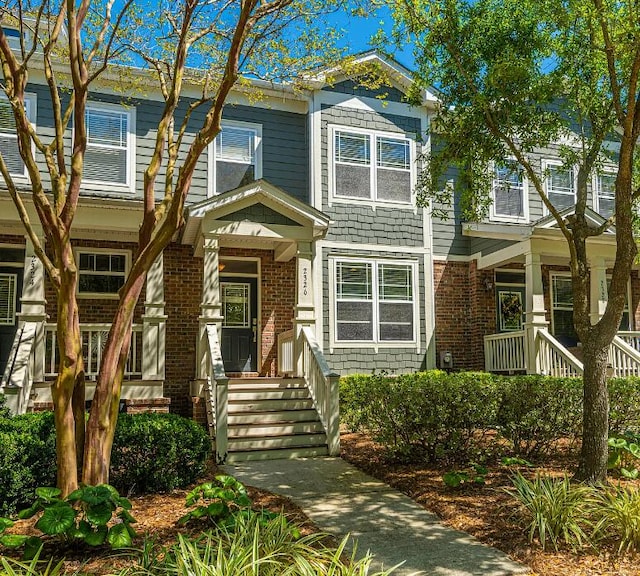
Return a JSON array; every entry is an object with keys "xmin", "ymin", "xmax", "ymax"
[
  {"xmin": 496, "ymin": 286, "xmax": 525, "ymax": 333},
  {"xmin": 0, "ymin": 265, "xmax": 24, "ymax": 377},
  {"xmin": 220, "ymin": 277, "xmax": 258, "ymax": 373}
]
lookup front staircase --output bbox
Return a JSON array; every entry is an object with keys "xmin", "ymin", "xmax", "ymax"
[{"xmin": 226, "ymin": 377, "xmax": 329, "ymax": 462}]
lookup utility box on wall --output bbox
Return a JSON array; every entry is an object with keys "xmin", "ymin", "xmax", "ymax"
[{"xmin": 440, "ymin": 350, "xmax": 453, "ymax": 371}]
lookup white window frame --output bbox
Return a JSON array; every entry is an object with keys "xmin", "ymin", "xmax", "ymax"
[
  {"xmin": 80, "ymin": 101, "xmax": 136, "ymax": 193},
  {"xmin": 542, "ymin": 159, "xmax": 576, "ymax": 215},
  {"xmin": 0, "ymin": 93, "xmax": 37, "ymax": 180},
  {"xmin": 549, "ymin": 272, "xmax": 574, "ymax": 338},
  {"xmin": 489, "ymin": 159, "xmax": 529, "ymax": 223},
  {"xmin": 75, "ymin": 248, "xmax": 131, "ymax": 299},
  {"xmin": 0, "ymin": 271, "xmax": 18, "ymax": 326},
  {"xmin": 594, "ymin": 168, "xmax": 617, "ymax": 219},
  {"xmin": 208, "ymin": 120, "xmax": 262, "ymax": 197},
  {"xmin": 328, "ymin": 124, "xmax": 416, "ymax": 208},
  {"xmin": 329, "ymin": 256, "xmax": 419, "ymax": 348}
]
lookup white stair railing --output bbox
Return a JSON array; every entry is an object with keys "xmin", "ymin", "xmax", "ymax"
[
  {"xmin": 616, "ymin": 331, "xmax": 640, "ymax": 353},
  {"xmin": 536, "ymin": 330, "xmax": 584, "ymax": 377},
  {"xmin": 205, "ymin": 324, "xmax": 229, "ymax": 464},
  {"xmin": 608, "ymin": 336, "xmax": 640, "ymax": 377},
  {"xmin": 277, "ymin": 329, "xmax": 295, "ymax": 376},
  {"xmin": 300, "ymin": 326, "xmax": 340, "ymax": 456},
  {"xmin": 0, "ymin": 322, "xmax": 40, "ymax": 414},
  {"xmin": 484, "ymin": 331, "xmax": 526, "ymax": 372}
]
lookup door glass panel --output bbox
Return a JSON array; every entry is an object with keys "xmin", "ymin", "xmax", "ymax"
[{"xmin": 222, "ymin": 283, "xmax": 250, "ymax": 328}]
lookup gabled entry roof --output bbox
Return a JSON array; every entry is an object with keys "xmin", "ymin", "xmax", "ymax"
[
  {"xmin": 182, "ymin": 179, "xmax": 331, "ymax": 252},
  {"xmin": 533, "ymin": 205, "xmax": 616, "ymax": 234}
]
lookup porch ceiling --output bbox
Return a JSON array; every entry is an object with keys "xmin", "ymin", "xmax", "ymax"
[{"xmin": 182, "ymin": 179, "xmax": 330, "ymax": 258}]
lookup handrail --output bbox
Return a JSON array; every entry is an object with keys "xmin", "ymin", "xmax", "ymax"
[
  {"xmin": 609, "ymin": 336, "xmax": 640, "ymax": 377},
  {"xmin": 536, "ymin": 330, "xmax": 583, "ymax": 377},
  {"xmin": 0, "ymin": 321, "xmax": 39, "ymax": 414},
  {"xmin": 300, "ymin": 326, "xmax": 340, "ymax": 456},
  {"xmin": 483, "ymin": 330, "xmax": 526, "ymax": 372},
  {"xmin": 616, "ymin": 331, "xmax": 640, "ymax": 352},
  {"xmin": 205, "ymin": 324, "xmax": 228, "ymax": 464}
]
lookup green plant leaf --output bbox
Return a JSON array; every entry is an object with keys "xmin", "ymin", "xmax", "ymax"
[
  {"xmin": 80, "ymin": 485, "xmax": 113, "ymax": 505},
  {"xmin": 621, "ymin": 467, "xmax": 639, "ymax": 479},
  {"xmin": 66, "ymin": 489, "xmax": 84, "ymax": 502},
  {"xmin": 83, "ymin": 524, "xmax": 108, "ymax": 546},
  {"xmin": 107, "ymin": 523, "xmax": 132, "ymax": 549},
  {"xmin": 609, "ymin": 437, "xmax": 627, "ymax": 449},
  {"xmin": 0, "ymin": 534, "xmax": 29, "ymax": 548},
  {"xmin": 85, "ymin": 502, "xmax": 114, "ymax": 526},
  {"xmin": 35, "ymin": 503, "xmax": 76, "ymax": 535},
  {"xmin": 23, "ymin": 537, "xmax": 44, "ymax": 561},
  {"xmin": 628, "ymin": 443, "xmax": 640, "ymax": 459},
  {"xmin": 117, "ymin": 497, "xmax": 133, "ymax": 511},
  {"xmin": 206, "ymin": 502, "xmax": 226, "ymax": 518},
  {"xmin": 0, "ymin": 517, "xmax": 14, "ymax": 532},
  {"xmin": 35, "ymin": 487, "xmax": 62, "ymax": 502},
  {"xmin": 17, "ymin": 503, "xmax": 42, "ymax": 520},
  {"xmin": 117, "ymin": 509, "xmax": 137, "ymax": 524},
  {"xmin": 443, "ymin": 471, "xmax": 466, "ymax": 488}
]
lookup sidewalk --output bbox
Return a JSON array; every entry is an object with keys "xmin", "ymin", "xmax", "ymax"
[{"xmin": 223, "ymin": 457, "xmax": 530, "ymax": 576}]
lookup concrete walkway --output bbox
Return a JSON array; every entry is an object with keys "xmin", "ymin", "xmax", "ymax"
[{"xmin": 224, "ymin": 457, "xmax": 530, "ymax": 576}]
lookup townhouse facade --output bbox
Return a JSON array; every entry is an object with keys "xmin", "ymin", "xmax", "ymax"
[{"xmin": 1, "ymin": 51, "xmax": 639, "ymax": 460}]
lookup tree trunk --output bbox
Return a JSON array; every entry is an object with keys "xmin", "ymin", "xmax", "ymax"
[
  {"xmin": 83, "ymin": 272, "xmax": 146, "ymax": 485},
  {"xmin": 52, "ymin": 271, "xmax": 85, "ymax": 496},
  {"xmin": 576, "ymin": 337, "xmax": 610, "ymax": 483}
]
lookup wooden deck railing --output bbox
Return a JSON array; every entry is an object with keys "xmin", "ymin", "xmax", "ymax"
[
  {"xmin": 536, "ymin": 330, "xmax": 583, "ymax": 377},
  {"xmin": 483, "ymin": 331, "xmax": 526, "ymax": 372}
]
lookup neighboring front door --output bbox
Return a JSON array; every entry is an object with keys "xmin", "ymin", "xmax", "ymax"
[
  {"xmin": 496, "ymin": 287, "xmax": 525, "ymax": 333},
  {"xmin": 220, "ymin": 277, "xmax": 258, "ymax": 372},
  {"xmin": 0, "ymin": 265, "xmax": 23, "ymax": 377}
]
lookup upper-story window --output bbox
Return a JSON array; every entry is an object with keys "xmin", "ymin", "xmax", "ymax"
[
  {"xmin": 544, "ymin": 160, "xmax": 575, "ymax": 212},
  {"xmin": 2, "ymin": 26, "xmax": 23, "ymax": 51},
  {"xmin": 82, "ymin": 103, "xmax": 135, "ymax": 191},
  {"xmin": 595, "ymin": 171, "xmax": 616, "ymax": 219},
  {"xmin": 210, "ymin": 121, "xmax": 262, "ymax": 195},
  {"xmin": 490, "ymin": 159, "xmax": 528, "ymax": 222},
  {"xmin": 76, "ymin": 249, "xmax": 130, "ymax": 298},
  {"xmin": 332, "ymin": 257, "xmax": 417, "ymax": 345},
  {"xmin": 0, "ymin": 95, "xmax": 35, "ymax": 178},
  {"xmin": 330, "ymin": 126, "xmax": 414, "ymax": 205}
]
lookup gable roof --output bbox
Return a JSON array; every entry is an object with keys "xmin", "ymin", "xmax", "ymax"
[{"xmin": 533, "ymin": 205, "xmax": 616, "ymax": 235}]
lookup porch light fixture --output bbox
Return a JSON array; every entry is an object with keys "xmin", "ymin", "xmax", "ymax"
[
  {"xmin": 484, "ymin": 277, "xmax": 493, "ymax": 291},
  {"xmin": 218, "ymin": 262, "xmax": 226, "ymax": 271}
]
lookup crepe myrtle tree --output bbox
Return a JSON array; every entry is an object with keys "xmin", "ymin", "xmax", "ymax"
[
  {"xmin": 0, "ymin": 0, "xmax": 353, "ymax": 494},
  {"xmin": 391, "ymin": 0, "xmax": 640, "ymax": 481}
]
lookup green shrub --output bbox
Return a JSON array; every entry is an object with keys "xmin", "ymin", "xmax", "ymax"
[
  {"xmin": 340, "ymin": 371, "xmax": 500, "ymax": 462},
  {"xmin": 110, "ymin": 413, "xmax": 210, "ymax": 494},
  {"xmin": 496, "ymin": 375, "xmax": 582, "ymax": 457},
  {"xmin": 608, "ymin": 377, "xmax": 640, "ymax": 434}
]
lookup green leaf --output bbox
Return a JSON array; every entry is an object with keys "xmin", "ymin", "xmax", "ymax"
[
  {"xmin": 107, "ymin": 523, "xmax": 132, "ymax": 549},
  {"xmin": 83, "ymin": 524, "xmax": 108, "ymax": 546},
  {"xmin": 117, "ymin": 497, "xmax": 133, "ymax": 511},
  {"xmin": 23, "ymin": 537, "xmax": 44, "ymax": 561},
  {"xmin": 177, "ymin": 512, "xmax": 194, "ymax": 526},
  {"xmin": 117, "ymin": 509, "xmax": 137, "ymax": 524},
  {"xmin": 609, "ymin": 437, "xmax": 627, "ymax": 449},
  {"xmin": 35, "ymin": 487, "xmax": 62, "ymax": 502},
  {"xmin": 443, "ymin": 471, "xmax": 467, "ymax": 488},
  {"xmin": 85, "ymin": 502, "xmax": 114, "ymax": 526},
  {"xmin": 17, "ymin": 504, "xmax": 41, "ymax": 520},
  {"xmin": 35, "ymin": 503, "xmax": 76, "ymax": 535},
  {"xmin": 66, "ymin": 489, "xmax": 84, "ymax": 502},
  {"xmin": 206, "ymin": 502, "xmax": 225, "ymax": 518},
  {"xmin": 621, "ymin": 467, "xmax": 639, "ymax": 479},
  {"xmin": 80, "ymin": 485, "xmax": 113, "ymax": 505},
  {"xmin": 627, "ymin": 443, "xmax": 640, "ymax": 459},
  {"xmin": 0, "ymin": 534, "xmax": 29, "ymax": 548},
  {"xmin": 236, "ymin": 494, "xmax": 252, "ymax": 507},
  {"xmin": 0, "ymin": 518, "xmax": 14, "ymax": 532}
]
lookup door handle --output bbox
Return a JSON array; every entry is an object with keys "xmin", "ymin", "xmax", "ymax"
[{"xmin": 252, "ymin": 318, "xmax": 257, "ymax": 343}]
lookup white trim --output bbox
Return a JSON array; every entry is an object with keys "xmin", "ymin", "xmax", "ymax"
[
  {"xmin": 316, "ymin": 89, "xmax": 430, "ymax": 118},
  {"xmin": 432, "ymin": 253, "xmax": 474, "ymax": 262},
  {"xmin": 329, "ymin": 255, "xmax": 419, "ymax": 349},
  {"xmin": 310, "ymin": 93, "xmax": 323, "ymax": 211},
  {"xmin": 74, "ymin": 247, "xmax": 131, "ymax": 300},
  {"xmin": 327, "ymin": 124, "xmax": 416, "ymax": 208},
  {"xmin": 489, "ymin": 159, "xmax": 530, "ymax": 224},
  {"xmin": 320, "ymin": 239, "xmax": 429, "ymax": 254},
  {"xmin": 208, "ymin": 120, "xmax": 262, "ymax": 198},
  {"xmin": 80, "ymin": 101, "xmax": 136, "ymax": 194},
  {"xmin": 0, "ymin": 92, "xmax": 37, "ymax": 181},
  {"xmin": 542, "ymin": 159, "xmax": 576, "ymax": 215}
]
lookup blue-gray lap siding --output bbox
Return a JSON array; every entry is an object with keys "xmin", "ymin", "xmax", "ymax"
[{"xmin": 321, "ymin": 247, "xmax": 429, "ymax": 374}]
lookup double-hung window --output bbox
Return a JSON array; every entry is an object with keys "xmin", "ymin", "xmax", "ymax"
[
  {"xmin": 333, "ymin": 258, "xmax": 416, "ymax": 344},
  {"xmin": 0, "ymin": 272, "xmax": 17, "ymax": 326},
  {"xmin": 596, "ymin": 172, "xmax": 616, "ymax": 219},
  {"xmin": 76, "ymin": 250, "xmax": 129, "ymax": 298},
  {"xmin": 544, "ymin": 161, "xmax": 575, "ymax": 211},
  {"xmin": 211, "ymin": 121, "xmax": 262, "ymax": 195},
  {"xmin": 491, "ymin": 160, "xmax": 527, "ymax": 221},
  {"xmin": 0, "ymin": 95, "xmax": 35, "ymax": 178},
  {"xmin": 551, "ymin": 274, "xmax": 577, "ymax": 344},
  {"xmin": 331, "ymin": 126, "xmax": 413, "ymax": 204},
  {"xmin": 83, "ymin": 103, "xmax": 134, "ymax": 190}
]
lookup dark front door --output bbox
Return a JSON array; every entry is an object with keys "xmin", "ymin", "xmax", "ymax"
[
  {"xmin": 220, "ymin": 277, "xmax": 258, "ymax": 373},
  {"xmin": 0, "ymin": 265, "xmax": 23, "ymax": 377}
]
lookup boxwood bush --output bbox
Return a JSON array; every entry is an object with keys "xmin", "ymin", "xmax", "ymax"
[
  {"xmin": 341, "ymin": 371, "xmax": 640, "ymax": 463},
  {"xmin": 0, "ymin": 411, "xmax": 210, "ymax": 515}
]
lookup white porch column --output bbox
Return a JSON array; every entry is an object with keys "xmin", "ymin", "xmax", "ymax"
[
  {"xmin": 19, "ymin": 236, "xmax": 47, "ymax": 383},
  {"xmin": 294, "ymin": 242, "xmax": 315, "ymax": 377},
  {"xmin": 589, "ymin": 257, "xmax": 608, "ymax": 325},
  {"xmin": 142, "ymin": 253, "xmax": 167, "ymax": 381},
  {"xmin": 524, "ymin": 251, "xmax": 548, "ymax": 374},
  {"xmin": 197, "ymin": 234, "xmax": 224, "ymax": 379}
]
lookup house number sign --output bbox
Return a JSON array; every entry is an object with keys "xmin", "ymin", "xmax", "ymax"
[{"xmin": 302, "ymin": 267, "xmax": 308, "ymax": 296}]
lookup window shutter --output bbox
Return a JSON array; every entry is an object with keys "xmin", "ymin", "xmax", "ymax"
[{"xmin": 0, "ymin": 273, "xmax": 17, "ymax": 326}]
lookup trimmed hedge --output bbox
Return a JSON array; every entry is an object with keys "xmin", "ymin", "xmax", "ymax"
[
  {"xmin": 340, "ymin": 371, "xmax": 640, "ymax": 463},
  {"xmin": 0, "ymin": 412, "xmax": 210, "ymax": 515}
]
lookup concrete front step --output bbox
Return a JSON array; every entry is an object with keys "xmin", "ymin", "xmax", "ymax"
[
  {"xmin": 228, "ymin": 420, "xmax": 325, "ymax": 438},
  {"xmin": 225, "ymin": 445, "xmax": 329, "ymax": 463},
  {"xmin": 228, "ymin": 377, "xmax": 306, "ymax": 389},
  {"xmin": 228, "ymin": 409, "xmax": 321, "ymax": 425},
  {"xmin": 228, "ymin": 388, "xmax": 311, "ymax": 401},
  {"xmin": 228, "ymin": 398, "xmax": 315, "ymax": 412},
  {"xmin": 228, "ymin": 432, "xmax": 327, "ymax": 452}
]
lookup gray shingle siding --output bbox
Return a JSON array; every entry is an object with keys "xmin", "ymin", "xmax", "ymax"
[{"xmin": 324, "ymin": 80, "xmax": 406, "ymax": 103}]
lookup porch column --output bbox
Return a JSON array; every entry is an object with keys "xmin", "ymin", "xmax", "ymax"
[
  {"xmin": 197, "ymin": 234, "xmax": 224, "ymax": 379},
  {"xmin": 19, "ymin": 235, "xmax": 47, "ymax": 383},
  {"xmin": 589, "ymin": 257, "xmax": 607, "ymax": 325},
  {"xmin": 524, "ymin": 251, "xmax": 548, "ymax": 374},
  {"xmin": 142, "ymin": 253, "xmax": 167, "ymax": 381},
  {"xmin": 295, "ymin": 242, "xmax": 315, "ymax": 377}
]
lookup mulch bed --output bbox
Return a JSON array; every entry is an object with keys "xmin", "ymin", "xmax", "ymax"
[{"xmin": 340, "ymin": 431, "xmax": 640, "ymax": 576}]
